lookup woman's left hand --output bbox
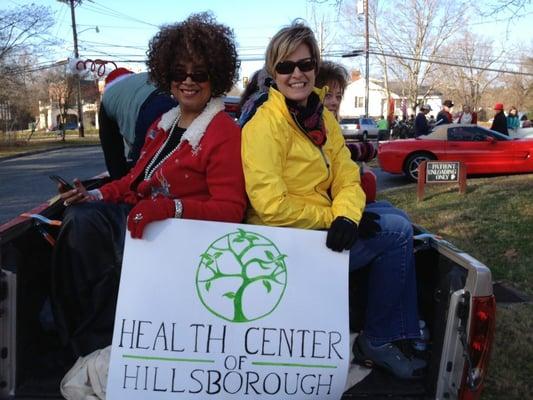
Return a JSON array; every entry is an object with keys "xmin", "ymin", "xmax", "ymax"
[
  {"xmin": 60, "ymin": 179, "xmax": 94, "ymax": 206},
  {"xmin": 127, "ymin": 196, "xmax": 175, "ymax": 239}
]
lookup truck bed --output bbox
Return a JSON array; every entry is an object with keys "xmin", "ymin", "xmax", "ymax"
[{"xmin": 1, "ymin": 190, "xmax": 494, "ymax": 399}]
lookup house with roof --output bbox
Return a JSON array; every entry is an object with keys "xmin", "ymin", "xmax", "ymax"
[
  {"xmin": 339, "ymin": 72, "xmax": 444, "ymax": 118},
  {"xmin": 37, "ymin": 80, "xmax": 100, "ymax": 131}
]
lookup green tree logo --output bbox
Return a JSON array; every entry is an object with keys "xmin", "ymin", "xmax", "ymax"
[{"xmin": 196, "ymin": 229, "xmax": 288, "ymax": 322}]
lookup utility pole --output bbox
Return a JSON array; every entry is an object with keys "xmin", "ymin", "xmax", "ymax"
[
  {"xmin": 364, "ymin": 0, "xmax": 370, "ymax": 117},
  {"xmin": 68, "ymin": 0, "xmax": 84, "ymax": 137}
]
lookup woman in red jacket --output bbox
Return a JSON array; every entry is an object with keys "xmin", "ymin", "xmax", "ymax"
[{"xmin": 51, "ymin": 13, "xmax": 246, "ymax": 360}]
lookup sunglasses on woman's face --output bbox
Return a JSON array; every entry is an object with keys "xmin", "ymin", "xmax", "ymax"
[
  {"xmin": 171, "ymin": 71, "xmax": 209, "ymax": 83},
  {"xmin": 275, "ymin": 58, "xmax": 316, "ymax": 75}
]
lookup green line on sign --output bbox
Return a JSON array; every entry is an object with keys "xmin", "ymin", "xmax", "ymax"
[
  {"xmin": 122, "ymin": 355, "xmax": 215, "ymax": 363},
  {"xmin": 252, "ymin": 361, "xmax": 337, "ymax": 369}
]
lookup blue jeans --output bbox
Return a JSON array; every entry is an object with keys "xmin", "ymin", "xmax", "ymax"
[
  {"xmin": 365, "ymin": 200, "xmax": 411, "ymax": 221},
  {"xmin": 349, "ymin": 206, "xmax": 419, "ymax": 345}
]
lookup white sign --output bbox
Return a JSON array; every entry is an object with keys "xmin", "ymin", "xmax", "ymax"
[
  {"xmin": 107, "ymin": 219, "xmax": 350, "ymax": 399},
  {"xmin": 426, "ymin": 161, "xmax": 460, "ymax": 182}
]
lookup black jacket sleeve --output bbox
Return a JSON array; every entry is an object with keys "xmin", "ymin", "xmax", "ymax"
[{"xmin": 98, "ymin": 103, "xmax": 129, "ymax": 180}]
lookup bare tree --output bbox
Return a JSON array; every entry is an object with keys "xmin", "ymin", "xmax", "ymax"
[
  {"xmin": 384, "ymin": 0, "xmax": 468, "ymax": 110},
  {"xmin": 307, "ymin": 0, "xmax": 341, "ymax": 56},
  {"xmin": 340, "ymin": 0, "xmax": 469, "ymax": 112},
  {"xmin": 498, "ymin": 54, "xmax": 533, "ymax": 111},
  {"xmin": 480, "ymin": 0, "xmax": 532, "ymax": 17},
  {"xmin": 366, "ymin": 1, "xmax": 393, "ymax": 112},
  {"xmin": 433, "ymin": 31, "xmax": 505, "ymax": 111},
  {"xmin": 46, "ymin": 69, "xmax": 76, "ymax": 141},
  {"xmin": 0, "ymin": 4, "xmax": 56, "ymax": 65},
  {"xmin": 0, "ymin": 4, "xmax": 56, "ymax": 131}
]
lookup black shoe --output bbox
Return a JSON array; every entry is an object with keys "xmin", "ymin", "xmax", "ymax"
[{"xmin": 353, "ymin": 334, "xmax": 427, "ymax": 380}]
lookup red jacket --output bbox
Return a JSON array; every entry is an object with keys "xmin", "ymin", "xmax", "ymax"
[{"xmin": 99, "ymin": 109, "xmax": 247, "ymax": 223}]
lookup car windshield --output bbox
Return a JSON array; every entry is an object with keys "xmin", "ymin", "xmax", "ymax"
[
  {"xmin": 448, "ymin": 126, "xmax": 512, "ymax": 142},
  {"xmin": 340, "ymin": 118, "xmax": 358, "ymax": 124}
]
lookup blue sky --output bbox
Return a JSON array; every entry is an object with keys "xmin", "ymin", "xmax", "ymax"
[
  {"xmin": 8, "ymin": 0, "xmax": 533, "ymax": 89},
  {"xmin": 24, "ymin": 0, "xmax": 340, "ymax": 85}
]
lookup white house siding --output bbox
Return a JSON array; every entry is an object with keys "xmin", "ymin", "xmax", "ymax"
[
  {"xmin": 340, "ymin": 79, "xmax": 393, "ymax": 118},
  {"xmin": 339, "ymin": 79, "xmax": 443, "ymax": 118}
]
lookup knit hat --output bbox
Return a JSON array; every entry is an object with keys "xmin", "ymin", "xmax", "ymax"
[
  {"xmin": 104, "ymin": 67, "xmax": 134, "ymax": 90},
  {"xmin": 494, "ymin": 103, "xmax": 504, "ymax": 111}
]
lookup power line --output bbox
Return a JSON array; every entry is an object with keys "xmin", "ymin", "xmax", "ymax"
[
  {"xmin": 82, "ymin": 0, "xmax": 159, "ymax": 28},
  {"xmin": 343, "ymin": 49, "xmax": 533, "ymax": 76}
]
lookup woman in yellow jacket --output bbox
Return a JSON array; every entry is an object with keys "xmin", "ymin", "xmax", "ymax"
[{"xmin": 241, "ymin": 21, "xmax": 426, "ymax": 380}]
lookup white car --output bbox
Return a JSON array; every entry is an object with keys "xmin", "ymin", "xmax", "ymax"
[{"xmin": 339, "ymin": 117, "xmax": 379, "ymax": 141}]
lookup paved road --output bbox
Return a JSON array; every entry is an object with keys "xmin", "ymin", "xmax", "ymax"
[
  {"xmin": 0, "ymin": 145, "xmax": 411, "ymax": 225},
  {"xmin": 373, "ymin": 167, "xmax": 412, "ymax": 192},
  {"xmin": 0, "ymin": 146, "xmax": 105, "ymax": 225}
]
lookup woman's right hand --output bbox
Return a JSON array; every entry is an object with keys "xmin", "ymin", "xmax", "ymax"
[{"xmin": 59, "ymin": 179, "xmax": 92, "ymax": 206}]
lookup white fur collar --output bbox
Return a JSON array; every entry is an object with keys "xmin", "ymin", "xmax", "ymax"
[{"xmin": 157, "ymin": 97, "xmax": 225, "ymax": 152}]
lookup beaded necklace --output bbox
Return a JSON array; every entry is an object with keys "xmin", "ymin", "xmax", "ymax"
[{"xmin": 144, "ymin": 111, "xmax": 182, "ymax": 180}]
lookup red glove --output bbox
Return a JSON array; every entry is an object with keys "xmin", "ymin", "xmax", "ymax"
[
  {"xmin": 136, "ymin": 180, "xmax": 152, "ymax": 198},
  {"xmin": 127, "ymin": 196, "xmax": 175, "ymax": 239},
  {"xmin": 122, "ymin": 190, "xmax": 140, "ymax": 205}
]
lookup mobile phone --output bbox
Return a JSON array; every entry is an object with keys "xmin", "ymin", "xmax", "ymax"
[{"xmin": 49, "ymin": 174, "xmax": 74, "ymax": 190}]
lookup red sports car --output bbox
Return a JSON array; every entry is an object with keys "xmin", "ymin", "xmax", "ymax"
[{"xmin": 378, "ymin": 124, "xmax": 533, "ymax": 181}]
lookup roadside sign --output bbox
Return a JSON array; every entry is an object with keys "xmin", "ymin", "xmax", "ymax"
[
  {"xmin": 426, "ymin": 161, "xmax": 460, "ymax": 183},
  {"xmin": 417, "ymin": 161, "xmax": 466, "ymax": 201}
]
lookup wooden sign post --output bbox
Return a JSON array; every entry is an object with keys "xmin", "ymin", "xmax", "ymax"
[{"xmin": 417, "ymin": 161, "xmax": 466, "ymax": 201}]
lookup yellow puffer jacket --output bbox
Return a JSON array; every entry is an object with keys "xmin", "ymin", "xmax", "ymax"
[{"xmin": 241, "ymin": 86, "xmax": 366, "ymax": 229}]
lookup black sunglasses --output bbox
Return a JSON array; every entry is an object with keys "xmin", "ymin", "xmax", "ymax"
[
  {"xmin": 275, "ymin": 58, "xmax": 316, "ymax": 75},
  {"xmin": 171, "ymin": 71, "xmax": 209, "ymax": 83}
]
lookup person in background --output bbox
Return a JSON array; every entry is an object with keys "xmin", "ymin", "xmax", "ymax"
[
  {"xmin": 376, "ymin": 115, "xmax": 388, "ymax": 140},
  {"xmin": 315, "ymin": 60, "xmax": 348, "ymax": 119},
  {"xmin": 428, "ymin": 114, "xmax": 435, "ymax": 126},
  {"xmin": 520, "ymin": 114, "xmax": 532, "ymax": 128},
  {"xmin": 241, "ymin": 20, "xmax": 426, "ymax": 380},
  {"xmin": 51, "ymin": 12, "xmax": 246, "ymax": 360},
  {"xmin": 99, "ymin": 68, "xmax": 177, "ymax": 179},
  {"xmin": 315, "ymin": 60, "xmax": 377, "ymax": 203},
  {"xmin": 436, "ymin": 100, "xmax": 454, "ymax": 125},
  {"xmin": 414, "ymin": 104, "xmax": 432, "ymax": 137},
  {"xmin": 455, "ymin": 105, "xmax": 477, "ymax": 124},
  {"xmin": 507, "ymin": 106, "xmax": 520, "ymax": 133},
  {"xmin": 490, "ymin": 103, "xmax": 508, "ymax": 135},
  {"xmin": 237, "ymin": 68, "xmax": 272, "ymax": 126}
]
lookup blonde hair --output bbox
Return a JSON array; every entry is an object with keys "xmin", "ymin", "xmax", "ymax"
[{"xmin": 265, "ymin": 20, "xmax": 320, "ymax": 78}]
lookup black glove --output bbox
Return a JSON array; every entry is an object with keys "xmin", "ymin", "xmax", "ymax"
[
  {"xmin": 326, "ymin": 216, "xmax": 358, "ymax": 252},
  {"xmin": 358, "ymin": 211, "xmax": 381, "ymax": 239}
]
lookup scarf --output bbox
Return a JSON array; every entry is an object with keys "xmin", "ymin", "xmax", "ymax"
[{"xmin": 286, "ymin": 92, "xmax": 327, "ymax": 147}]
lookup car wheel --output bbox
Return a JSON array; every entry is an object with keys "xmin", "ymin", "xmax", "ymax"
[
  {"xmin": 404, "ymin": 153, "xmax": 435, "ymax": 182},
  {"xmin": 362, "ymin": 131, "xmax": 368, "ymax": 141}
]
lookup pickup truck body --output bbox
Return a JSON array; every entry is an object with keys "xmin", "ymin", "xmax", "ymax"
[{"xmin": 0, "ymin": 178, "xmax": 495, "ymax": 399}]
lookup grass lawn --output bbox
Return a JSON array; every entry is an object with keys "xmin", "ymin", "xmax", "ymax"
[
  {"xmin": 379, "ymin": 174, "xmax": 533, "ymax": 399},
  {"xmin": 0, "ymin": 129, "xmax": 100, "ymax": 158}
]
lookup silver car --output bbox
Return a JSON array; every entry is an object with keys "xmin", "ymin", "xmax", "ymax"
[{"xmin": 340, "ymin": 117, "xmax": 379, "ymax": 141}]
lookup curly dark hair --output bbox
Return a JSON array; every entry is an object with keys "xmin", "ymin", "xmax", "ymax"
[{"xmin": 147, "ymin": 12, "xmax": 238, "ymax": 97}]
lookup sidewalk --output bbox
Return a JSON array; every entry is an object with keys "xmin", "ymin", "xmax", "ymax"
[
  {"xmin": 0, "ymin": 143, "xmax": 101, "ymax": 162},
  {"xmin": 0, "ymin": 133, "xmax": 101, "ymax": 161}
]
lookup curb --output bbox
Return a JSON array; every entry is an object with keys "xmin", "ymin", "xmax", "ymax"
[{"xmin": 0, "ymin": 144, "xmax": 100, "ymax": 162}]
